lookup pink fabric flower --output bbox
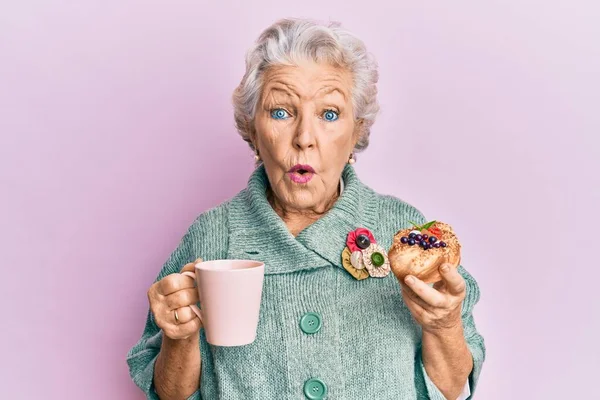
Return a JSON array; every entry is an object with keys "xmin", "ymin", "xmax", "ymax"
[{"xmin": 346, "ymin": 228, "xmax": 377, "ymax": 252}]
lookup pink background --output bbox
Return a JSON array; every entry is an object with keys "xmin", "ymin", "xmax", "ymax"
[{"xmin": 1, "ymin": 1, "xmax": 598, "ymax": 398}]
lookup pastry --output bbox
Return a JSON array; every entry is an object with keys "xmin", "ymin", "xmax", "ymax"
[{"xmin": 388, "ymin": 220, "xmax": 461, "ymax": 284}]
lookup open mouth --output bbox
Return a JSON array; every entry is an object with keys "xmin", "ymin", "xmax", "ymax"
[
  {"xmin": 288, "ymin": 164, "xmax": 315, "ymax": 174},
  {"xmin": 288, "ymin": 164, "xmax": 315, "ymax": 183}
]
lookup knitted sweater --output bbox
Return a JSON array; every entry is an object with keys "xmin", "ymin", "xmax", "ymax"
[{"xmin": 126, "ymin": 164, "xmax": 486, "ymax": 399}]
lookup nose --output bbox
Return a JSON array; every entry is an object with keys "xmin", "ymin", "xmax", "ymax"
[{"xmin": 292, "ymin": 113, "xmax": 316, "ymax": 151}]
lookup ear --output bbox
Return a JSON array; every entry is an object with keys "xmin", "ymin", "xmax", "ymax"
[
  {"xmin": 352, "ymin": 118, "xmax": 364, "ymax": 147},
  {"xmin": 245, "ymin": 119, "xmax": 258, "ymax": 150}
]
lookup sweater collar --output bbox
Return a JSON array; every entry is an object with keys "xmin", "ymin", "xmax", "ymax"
[{"xmin": 227, "ymin": 164, "xmax": 378, "ymax": 275}]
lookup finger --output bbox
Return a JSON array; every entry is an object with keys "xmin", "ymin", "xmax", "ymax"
[
  {"xmin": 181, "ymin": 257, "xmax": 203, "ymax": 274},
  {"xmin": 164, "ymin": 317, "xmax": 202, "ymax": 340},
  {"xmin": 165, "ymin": 288, "xmax": 199, "ymax": 310},
  {"xmin": 439, "ymin": 264, "xmax": 466, "ymax": 295},
  {"xmin": 402, "ymin": 289, "xmax": 429, "ymax": 321},
  {"xmin": 400, "ymin": 282, "xmax": 431, "ymax": 310},
  {"xmin": 403, "ymin": 275, "xmax": 447, "ymax": 308},
  {"xmin": 176, "ymin": 317, "xmax": 202, "ymax": 336},
  {"xmin": 157, "ymin": 273, "xmax": 196, "ymax": 296},
  {"xmin": 171, "ymin": 306, "xmax": 197, "ymax": 325}
]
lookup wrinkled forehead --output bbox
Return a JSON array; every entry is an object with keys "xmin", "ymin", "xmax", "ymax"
[{"xmin": 261, "ymin": 63, "xmax": 353, "ymax": 103}]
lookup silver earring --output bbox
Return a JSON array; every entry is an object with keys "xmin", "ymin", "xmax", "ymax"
[
  {"xmin": 254, "ymin": 151, "xmax": 261, "ymax": 162},
  {"xmin": 348, "ymin": 153, "xmax": 356, "ymax": 164}
]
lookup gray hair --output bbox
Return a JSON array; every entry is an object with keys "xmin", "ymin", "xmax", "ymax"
[{"xmin": 232, "ymin": 18, "xmax": 380, "ymax": 153}]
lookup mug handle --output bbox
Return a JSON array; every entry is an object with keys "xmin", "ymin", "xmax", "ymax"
[{"xmin": 181, "ymin": 271, "xmax": 203, "ymax": 323}]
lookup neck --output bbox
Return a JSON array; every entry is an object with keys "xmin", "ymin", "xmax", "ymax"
[{"xmin": 267, "ymin": 182, "xmax": 341, "ymax": 237}]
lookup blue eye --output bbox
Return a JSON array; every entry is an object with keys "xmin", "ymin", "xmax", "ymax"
[
  {"xmin": 270, "ymin": 108, "xmax": 290, "ymax": 120},
  {"xmin": 323, "ymin": 110, "xmax": 339, "ymax": 122}
]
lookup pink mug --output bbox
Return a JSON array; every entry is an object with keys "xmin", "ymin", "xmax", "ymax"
[{"xmin": 181, "ymin": 259, "xmax": 265, "ymax": 346}]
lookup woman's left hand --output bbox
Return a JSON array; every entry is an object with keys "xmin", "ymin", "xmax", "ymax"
[{"xmin": 400, "ymin": 263, "xmax": 466, "ymax": 333}]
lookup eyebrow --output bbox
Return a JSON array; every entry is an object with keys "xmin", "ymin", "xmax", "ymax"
[
  {"xmin": 265, "ymin": 85, "xmax": 347, "ymax": 102},
  {"xmin": 318, "ymin": 86, "xmax": 347, "ymax": 100}
]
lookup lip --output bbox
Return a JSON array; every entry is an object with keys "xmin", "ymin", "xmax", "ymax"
[
  {"xmin": 287, "ymin": 164, "xmax": 315, "ymax": 184},
  {"xmin": 288, "ymin": 164, "xmax": 315, "ymax": 174}
]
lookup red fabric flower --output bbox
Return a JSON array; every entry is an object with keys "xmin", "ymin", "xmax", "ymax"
[{"xmin": 346, "ymin": 228, "xmax": 377, "ymax": 252}]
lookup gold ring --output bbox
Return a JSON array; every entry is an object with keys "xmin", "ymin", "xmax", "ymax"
[{"xmin": 174, "ymin": 309, "xmax": 180, "ymax": 324}]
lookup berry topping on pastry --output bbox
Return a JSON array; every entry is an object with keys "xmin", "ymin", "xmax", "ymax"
[{"xmin": 388, "ymin": 221, "xmax": 461, "ymax": 283}]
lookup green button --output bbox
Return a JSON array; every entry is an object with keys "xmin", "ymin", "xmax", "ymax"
[
  {"xmin": 299, "ymin": 312, "xmax": 322, "ymax": 334},
  {"xmin": 303, "ymin": 378, "xmax": 328, "ymax": 400},
  {"xmin": 371, "ymin": 252, "xmax": 385, "ymax": 267}
]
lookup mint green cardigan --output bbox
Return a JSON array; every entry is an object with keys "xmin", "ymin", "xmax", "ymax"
[{"xmin": 127, "ymin": 164, "xmax": 485, "ymax": 399}]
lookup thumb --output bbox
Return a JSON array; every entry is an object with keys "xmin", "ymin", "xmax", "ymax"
[{"xmin": 180, "ymin": 257, "xmax": 203, "ymax": 273}]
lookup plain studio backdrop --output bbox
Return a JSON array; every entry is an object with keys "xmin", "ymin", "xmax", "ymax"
[{"xmin": 1, "ymin": 1, "xmax": 598, "ymax": 399}]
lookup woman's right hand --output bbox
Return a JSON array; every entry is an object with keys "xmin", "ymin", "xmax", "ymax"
[{"xmin": 148, "ymin": 258, "xmax": 203, "ymax": 340}]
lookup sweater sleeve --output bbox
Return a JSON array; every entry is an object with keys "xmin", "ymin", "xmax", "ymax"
[
  {"xmin": 125, "ymin": 205, "xmax": 229, "ymax": 399},
  {"xmin": 392, "ymin": 200, "xmax": 486, "ymax": 399},
  {"xmin": 416, "ymin": 264, "xmax": 486, "ymax": 399}
]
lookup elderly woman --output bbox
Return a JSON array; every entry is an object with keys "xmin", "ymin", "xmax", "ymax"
[{"xmin": 127, "ymin": 18, "xmax": 485, "ymax": 400}]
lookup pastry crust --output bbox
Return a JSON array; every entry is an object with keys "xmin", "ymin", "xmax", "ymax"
[{"xmin": 388, "ymin": 221, "xmax": 461, "ymax": 283}]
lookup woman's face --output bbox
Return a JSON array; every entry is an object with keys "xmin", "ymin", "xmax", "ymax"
[{"xmin": 252, "ymin": 61, "xmax": 359, "ymax": 213}]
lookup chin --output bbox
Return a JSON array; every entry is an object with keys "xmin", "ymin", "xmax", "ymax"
[{"xmin": 288, "ymin": 191, "xmax": 317, "ymax": 209}]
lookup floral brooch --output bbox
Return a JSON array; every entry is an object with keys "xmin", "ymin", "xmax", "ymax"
[{"xmin": 341, "ymin": 227, "xmax": 390, "ymax": 280}]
